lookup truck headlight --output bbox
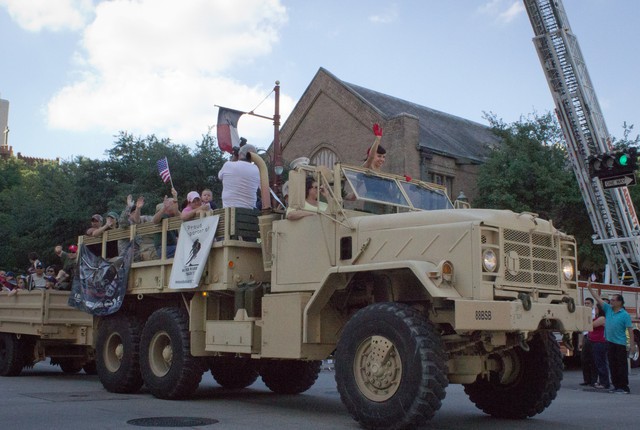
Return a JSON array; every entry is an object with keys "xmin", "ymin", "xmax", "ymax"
[
  {"xmin": 561, "ymin": 259, "xmax": 574, "ymax": 280},
  {"xmin": 482, "ymin": 249, "xmax": 498, "ymax": 272}
]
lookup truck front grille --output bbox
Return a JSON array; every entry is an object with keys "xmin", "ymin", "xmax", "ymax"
[{"xmin": 503, "ymin": 229, "xmax": 559, "ymax": 287}]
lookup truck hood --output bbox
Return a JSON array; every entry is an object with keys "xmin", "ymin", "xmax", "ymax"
[{"xmin": 351, "ymin": 208, "xmax": 558, "ymax": 235}]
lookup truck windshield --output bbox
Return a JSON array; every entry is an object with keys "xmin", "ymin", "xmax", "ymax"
[{"xmin": 343, "ymin": 167, "xmax": 453, "ymax": 212}]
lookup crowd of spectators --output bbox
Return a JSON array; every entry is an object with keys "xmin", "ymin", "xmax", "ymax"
[
  {"xmin": 1, "ymin": 245, "xmax": 79, "ymax": 295},
  {"xmin": 2, "ymin": 142, "xmax": 266, "ymax": 294}
]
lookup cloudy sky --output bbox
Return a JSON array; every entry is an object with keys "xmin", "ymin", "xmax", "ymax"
[{"xmin": 0, "ymin": 0, "xmax": 638, "ymax": 161}]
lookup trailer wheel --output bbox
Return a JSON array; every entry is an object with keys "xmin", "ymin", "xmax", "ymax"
[
  {"xmin": 96, "ymin": 315, "xmax": 143, "ymax": 393},
  {"xmin": 464, "ymin": 331, "xmax": 562, "ymax": 419},
  {"xmin": 260, "ymin": 359, "xmax": 321, "ymax": 394},
  {"xmin": 19, "ymin": 336, "xmax": 36, "ymax": 369},
  {"xmin": 58, "ymin": 358, "xmax": 83, "ymax": 374},
  {"xmin": 83, "ymin": 360, "xmax": 97, "ymax": 375},
  {"xmin": 140, "ymin": 307, "xmax": 204, "ymax": 399},
  {"xmin": 631, "ymin": 331, "xmax": 640, "ymax": 369},
  {"xmin": 335, "ymin": 303, "xmax": 447, "ymax": 430},
  {"xmin": 210, "ymin": 356, "xmax": 258, "ymax": 389},
  {"xmin": 0, "ymin": 333, "xmax": 25, "ymax": 376}
]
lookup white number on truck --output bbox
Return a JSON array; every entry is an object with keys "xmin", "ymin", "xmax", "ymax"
[{"xmin": 475, "ymin": 310, "xmax": 492, "ymax": 320}]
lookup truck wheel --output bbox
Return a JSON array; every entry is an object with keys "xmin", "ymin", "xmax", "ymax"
[
  {"xmin": 210, "ymin": 357, "xmax": 258, "ymax": 389},
  {"xmin": 335, "ymin": 303, "xmax": 447, "ymax": 430},
  {"xmin": 140, "ymin": 307, "xmax": 204, "ymax": 399},
  {"xmin": 96, "ymin": 315, "xmax": 143, "ymax": 393},
  {"xmin": 463, "ymin": 331, "xmax": 562, "ymax": 419},
  {"xmin": 631, "ymin": 331, "xmax": 640, "ymax": 369},
  {"xmin": 0, "ymin": 333, "xmax": 24, "ymax": 376},
  {"xmin": 259, "ymin": 359, "xmax": 321, "ymax": 394},
  {"xmin": 58, "ymin": 358, "xmax": 83, "ymax": 374}
]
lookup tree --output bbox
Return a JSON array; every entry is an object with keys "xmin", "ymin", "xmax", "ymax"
[
  {"xmin": 104, "ymin": 131, "xmax": 227, "ymax": 210},
  {"xmin": 475, "ymin": 112, "xmax": 606, "ymax": 273},
  {"xmin": 0, "ymin": 131, "xmax": 229, "ymax": 272}
]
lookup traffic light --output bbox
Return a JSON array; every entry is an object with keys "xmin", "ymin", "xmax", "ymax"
[{"xmin": 588, "ymin": 148, "xmax": 638, "ymax": 179}]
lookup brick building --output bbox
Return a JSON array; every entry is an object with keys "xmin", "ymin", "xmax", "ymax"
[
  {"xmin": 0, "ymin": 95, "xmax": 59, "ymax": 165},
  {"xmin": 279, "ymin": 68, "xmax": 499, "ymax": 203}
]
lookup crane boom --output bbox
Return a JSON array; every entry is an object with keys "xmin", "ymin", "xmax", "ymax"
[{"xmin": 523, "ymin": 0, "xmax": 640, "ymax": 285}]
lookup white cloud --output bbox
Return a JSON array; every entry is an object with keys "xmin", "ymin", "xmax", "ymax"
[
  {"xmin": 369, "ymin": 4, "xmax": 399, "ymax": 24},
  {"xmin": 477, "ymin": 0, "xmax": 524, "ymax": 24},
  {"xmin": 498, "ymin": 2, "xmax": 524, "ymax": 24},
  {"xmin": 0, "ymin": 0, "xmax": 93, "ymax": 32},
  {"xmin": 45, "ymin": 0, "xmax": 291, "ymax": 149}
]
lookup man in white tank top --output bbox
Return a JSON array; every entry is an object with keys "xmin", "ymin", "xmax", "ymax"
[{"xmin": 218, "ymin": 144, "xmax": 260, "ymax": 209}]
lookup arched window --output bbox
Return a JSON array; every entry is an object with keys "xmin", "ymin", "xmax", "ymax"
[{"xmin": 311, "ymin": 147, "xmax": 338, "ymax": 169}]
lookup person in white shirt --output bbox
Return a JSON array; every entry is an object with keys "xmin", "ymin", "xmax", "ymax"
[
  {"xmin": 218, "ymin": 144, "xmax": 260, "ymax": 209},
  {"xmin": 28, "ymin": 262, "xmax": 47, "ymax": 289}
]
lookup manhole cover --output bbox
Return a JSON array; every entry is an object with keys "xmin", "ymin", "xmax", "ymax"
[{"xmin": 127, "ymin": 417, "xmax": 218, "ymax": 427}]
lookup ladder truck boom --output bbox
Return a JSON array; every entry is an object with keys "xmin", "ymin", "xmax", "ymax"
[{"xmin": 523, "ymin": 0, "xmax": 640, "ymax": 285}]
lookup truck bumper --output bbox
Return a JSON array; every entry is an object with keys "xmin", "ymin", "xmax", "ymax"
[{"xmin": 453, "ymin": 298, "xmax": 592, "ymax": 332}]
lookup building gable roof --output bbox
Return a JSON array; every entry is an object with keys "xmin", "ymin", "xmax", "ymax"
[{"xmin": 323, "ymin": 68, "xmax": 498, "ymax": 163}]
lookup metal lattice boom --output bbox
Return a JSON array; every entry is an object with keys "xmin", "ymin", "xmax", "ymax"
[{"xmin": 524, "ymin": 0, "xmax": 640, "ymax": 285}]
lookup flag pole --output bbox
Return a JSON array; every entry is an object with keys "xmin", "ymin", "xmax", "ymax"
[
  {"xmin": 272, "ymin": 81, "xmax": 282, "ymax": 193},
  {"xmin": 165, "ymin": 157, "xmax": 175, "ymax": 190}
]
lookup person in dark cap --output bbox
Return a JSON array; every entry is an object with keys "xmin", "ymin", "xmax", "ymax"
[
  {"xmin": 86, "ymin": 214, "xmax": 104, "ymax": 236},
  {"xmin": 27, "ymin": 252, "xmax": 41, "ymax": 275},
  {"xmin": 28, "ymin": 261, "xmax": 47, "ymax": 289},
  {"xmin": 44, "ymin": 275, "xmax": 57, "ymax": 290},
  {"xmin": 87, "ymin": 213, "xmax": 116, "ymax": 237},
  {"xmin": 1, "ymin": 271, "xmax": 17, "ymax": 291},
  {"xmin": 218, "ymin": 143, "xmax": 260, "ymax": 209}
]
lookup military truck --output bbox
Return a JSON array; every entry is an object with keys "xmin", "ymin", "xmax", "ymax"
[
  {"xmin": 0, "ymin": 157, "xmax": 590, "ymax": 429},
  {"xmin": 0, "ymin": 290, "xmax": 95, "ymax": 375}
]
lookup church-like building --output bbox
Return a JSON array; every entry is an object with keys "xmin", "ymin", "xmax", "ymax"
[{"xmin": 278, "ymin": 68, "xmax": 500, "ymax": 203}]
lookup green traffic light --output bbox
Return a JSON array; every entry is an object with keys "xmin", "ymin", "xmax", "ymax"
[{"xmin": 619, "ymin": 153, "xmax": 630, "ymax": 166}]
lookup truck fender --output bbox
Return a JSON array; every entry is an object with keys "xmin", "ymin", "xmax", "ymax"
[{"xmin": 303, "ymin": 260, "xmax": 461, "ymax": 343}]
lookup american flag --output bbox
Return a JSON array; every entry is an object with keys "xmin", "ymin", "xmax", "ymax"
[{"xmin": 157, "ymin": 157, "xmax": 171, "ymax": 183}]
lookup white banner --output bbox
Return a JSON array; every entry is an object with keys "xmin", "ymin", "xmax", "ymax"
[{"xmin": 169, "ymin": 215, "xmax": 219, "ymax": 289}]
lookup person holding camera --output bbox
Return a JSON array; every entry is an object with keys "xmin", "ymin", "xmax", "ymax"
[{"xmin": 218, "ymin": 143, "xmax": 260, "ymax": 209}]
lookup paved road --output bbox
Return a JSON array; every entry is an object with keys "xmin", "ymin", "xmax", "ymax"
[{"xmin": 1, "ymin": 362, "xmax": 638, "ymax": 429}]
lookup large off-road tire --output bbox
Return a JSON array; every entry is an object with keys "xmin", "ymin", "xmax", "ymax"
[
  {"xmin": 140, "ymin": 307, "xmax": 204, "ymax": 399},
  {"xmin": 335, "ymin": 303, "xmax": 448, "ymax": 430},
  {"xmin": 58, "ymin": 358, "xmax": 83, "ymax": 374},
  {"xmin": 96, "ymin": 315, "xmax": 144, "ymax": 393},
  {"xmin": 464, "ymin": 331, "xmax": 562, "ymax": 419},
  {"xmin": 210, "ymin": 356, "xmax": 258, "ymax": 389},
  {"xmin": 631, "ymin": 331, "xmax": 640, "ymax": 369},
  {"xmin": 259, "ymin": 359, "xmax": 321, "ymax": 394},
  {"xmin": 0, "ymin": 333, "xmax": 25, "ymax": 376}
]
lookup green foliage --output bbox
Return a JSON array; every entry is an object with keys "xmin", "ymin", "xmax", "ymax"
[
  {"xmin": 0, "ymin": 131, "xmax": 228, "ymax": 272},
  {"xmin": 476, "ymin": 112, "xmax": 606, "ymax": 273}
]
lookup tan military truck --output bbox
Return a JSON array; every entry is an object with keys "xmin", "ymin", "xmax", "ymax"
[
  {"xmin": 0, "ymin": 290, "xmax": 95, "ymax": 375},
  {"xmin": 0, "ymin": 158, "xmax": 590, "ymax": 429}
]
